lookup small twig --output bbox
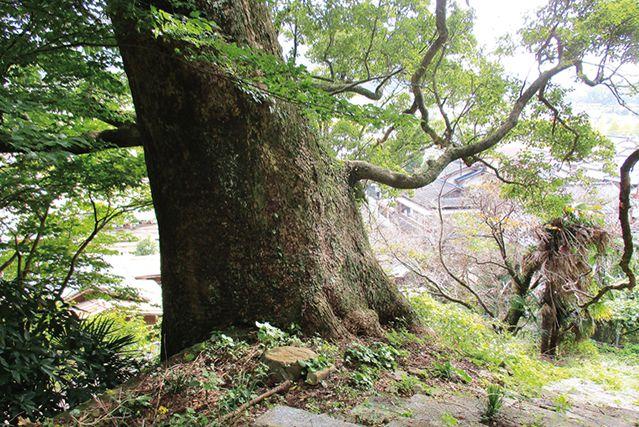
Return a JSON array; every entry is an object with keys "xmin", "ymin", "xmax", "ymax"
[{"xmin": 219, "ymin": 380, "xmax": 293, "ymax": 423}]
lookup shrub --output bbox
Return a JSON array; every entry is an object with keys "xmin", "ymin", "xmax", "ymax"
[
  {"xmin": 349, "ymin": 367, "xmax": 377, "ymax": 390},
  {"xmin": 393, "ymin": 374, "xmax": 422, "ymax": 396},
  {"xmin": 431, "ymin": 360, "xmax": 472, "ymax": 383},
  {"xmin": 133, "ymin": 236, "xmax": 158, "ymax": 256},
  {"xmin": 255, "ymin": 321, "xmax": 302, "ymax": 348},
  {"xmin": 552, "ymin": 393, "xmax": 572, "ymax": 413},
  {"xmin": 344, "ymin": 342, "xmax": 402, "ymax": 370},
  {"xmin": 98, "ymin": 307, "xmax": 160, "ymax": 356},
  {"xmin": 0, "ymin": 279, "xmax": 141, "ymax": 421},
  {"xmin": 299, "ymin": 354, "xmax": 333, "ymax": 377},
  {"xmin": 256, "ymin": 321, "xmax": 288, "ymax": 347}
]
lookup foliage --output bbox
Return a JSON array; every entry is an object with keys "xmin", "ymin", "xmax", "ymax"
[
  {"xmin": 217, "ymin": 365, "xmax": 268, "ymax": 415},
  {"xmin": 148, "ymin": 0, "xmax": 628, "ymax": 213},
  {"xmin": 133, "ymin": 236, "xmax": 158, "ymax": 256},
  {"xmin": 349, "ymin": 366, "xmax": 378, "ymax": 390},
  {"xmin": 0, "ymin": 0, "xmax": 132, "ymax": 153},
  {"xmin": 481, "ymin": 384, "xmax": 505, "ymax": 423},
  {"xmin": 0, "ymin": 0, "xmax": 149, "ymax": 316},
  {"xmin": 0, "ymin": 0, "xmax": 638, "ymax": 421},
  {"xmin": 299, "ymin": 354, "xmax": 333, "ymax": 375},
  {"xmin": 109, "ymin": 393, "xmax": 153, "ymax": 421},
  {"xmin": 440, "ymin": 412, "xmax": 459, "ymax": 426},
  {"xmin": 0, "ymin": 150, "xmax": 149, "ymax": 290},
  {"xmin": 206, "ymin": 332, "xmax": 249, "ymax": 360},
  {"xmin": 598, "ymin": 289, "xmax": 639, "ymax": 344},
  {"xmin": 552, "ymin": 393, "xmax": 573, "ymax": 413},
  {"xmin": 431, "ymin": 360, "xmax": 472, "ymax": 384},
  {"xmin": 255, "ymin": 321, "xmax": 289, "ymax": 347},
  {"xmin": 208, "ymin": 332, "xmax": 238, "ymax": 350},
  {"xmin": 393, "ymin": 373, "xmax": 423, "ymax": 396},
  {"xmin": 411, "ymin": 293, "xmax": 639, "ymax": 396},
  {"xmin": 344, "ymin": 342, "xmax": 403, "ymax": 370},
  {"xmin": 0, "ymin": 279, "xmax": 141, "ymax": 421},
  {"xmin": 386, "ymin": 329, "xmax": 425, "ymax": 349},
  {"xmin": 198, "ymin": 370, "xmax": 221, "ymax": 392},
  {"xmin": 164, "ymin": 408, "xmax": 218, "ymax": 427},
  {"xmin": 96, "ymin": 307, "xmax": 160, "ymax": 356},
  {"xmin": 255, "ymin": 321, "xmax": 304, "ymax": 348},
  {"xmin": 164, "ymin": 369, "xmax": 198, "ymax": 395}
]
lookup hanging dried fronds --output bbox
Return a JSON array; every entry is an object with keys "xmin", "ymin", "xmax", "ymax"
[{"xmin": 531, "ymin": 212, "xmax": 610, "ymax": 355}]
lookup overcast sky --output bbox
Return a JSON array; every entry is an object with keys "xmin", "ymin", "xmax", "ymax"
[
  {"xmin": 471, "ymin": 0, "xmax": 546, "ymax": 48},
  {"xmin": 469, "ymin": 0, "xmax": 559, "ymax": 80}
]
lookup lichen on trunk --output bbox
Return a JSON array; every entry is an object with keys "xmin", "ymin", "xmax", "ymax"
[{"xmin": 110, "ymin": 0, "xmax": 415, "ymax": 358}]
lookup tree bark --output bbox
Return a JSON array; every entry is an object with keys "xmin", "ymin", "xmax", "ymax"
[
  {"xmin": 502, "ymin": 260, "xmax": 540, "ymax": 333},
  {"xmin": 503, "ymin": 303, "xmax": 525, "ymax": 334},
  {"xmin": 110, "ymin": 1, "xmax": 415, "ymax": 358}
]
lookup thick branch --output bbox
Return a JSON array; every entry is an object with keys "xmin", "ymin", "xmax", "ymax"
[
  {"xmin": 581, "ymin": 149, "xmax": 639, "ymax": 310},
  {"xmin": 411, "ymin": 0, "xmax": 448, "ymax": 147},
  {"xmin": 348, "ymin": 62, "xmax": 574, "ymax": 188},
  {"xmin": 618, "ymin": 150, "xmax": 639, "ymax": 290},
  {"xmin": 0, "ymin": 124, "xmax": 142, "ymax": 154}
]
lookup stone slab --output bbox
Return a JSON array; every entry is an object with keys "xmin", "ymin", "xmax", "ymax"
[{"xmin": 254, "ymin": 405, "xmax": 362, "ymax": 427}]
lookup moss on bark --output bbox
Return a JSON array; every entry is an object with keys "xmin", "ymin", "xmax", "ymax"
[{"xmin": 111, "ymin": 0, "xmax": 416, "ymax": 358}]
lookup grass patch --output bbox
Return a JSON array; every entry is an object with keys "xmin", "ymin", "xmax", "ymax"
[{"xmin": 411, "ymin": 293, "xmax": 639, "ymax": 396}]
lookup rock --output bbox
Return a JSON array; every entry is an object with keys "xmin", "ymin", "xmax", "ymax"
[
  {"xmin": 263, "ymin": 346, "xmax": 318, "ymax": 381},
  {"xmin": 349, "ymin": 396, "xmax": 410, "ymax": 425},
  {"xmin": 306, "ymin": 365, "xmax": 335, "ymax": 385},
  {"xmin": 253, "ymin": 405, "xmax": 362, "ymax": 426}
]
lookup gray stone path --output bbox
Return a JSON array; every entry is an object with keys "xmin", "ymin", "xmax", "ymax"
[
  {"xmin": 254, "ymin": 379, "xmax": 639, "ymax": 426},
  {"xmin": 254, "ymin": 405, "xmax": 362, "ymax": 427}
]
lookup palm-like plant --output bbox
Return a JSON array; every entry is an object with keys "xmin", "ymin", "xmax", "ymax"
[
  {"xmin": 64, "ymin": 316, "xmax": 138, "ymax": 404},
  {"xmin": 530, "ymin": 211, "xmax": 610, "ymax": 355}
]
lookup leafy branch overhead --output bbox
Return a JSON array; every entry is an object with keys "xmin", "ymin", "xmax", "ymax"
[{"xmin": 142, "ymin": 0, "xmax": 637, "ymax": 192}]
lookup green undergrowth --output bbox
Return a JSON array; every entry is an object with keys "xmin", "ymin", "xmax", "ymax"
[
  {"xmin": 411, "ymin": 293, "xmax": 639, "ymax": 397},
  {"xmin": 51, "ymin": 295, "xmax": 639, "ymax": 425}
]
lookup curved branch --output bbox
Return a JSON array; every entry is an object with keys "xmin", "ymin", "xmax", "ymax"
[
  {"xmin": 466, "ymin": 156, "xmax": 521, "ymax": 185},
  {"xmin": 581, "ymin": 149, "xmax": 639, "ymax": 310},
  {"xmin": 411, "ymin": 0, "xmax": 448, "ymax": 147},
  {"xmin": 348, "ymin": 61, "xmax": 574, "ymax": 188},
  {"xmin": 313, "ymin": 68, "xmax": 402, "ymax": 100},
  {"xmin": 618, "ymin": 149, "xmax": 639, "ymax": 290}
]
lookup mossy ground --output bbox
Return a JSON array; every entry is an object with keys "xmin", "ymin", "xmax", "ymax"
[{"xmin": 52, "ymin": 294, "xmax": 639, "ymax": 426}]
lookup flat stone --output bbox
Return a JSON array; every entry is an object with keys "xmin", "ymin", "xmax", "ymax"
[
  {"xmin": 381, "ymin": 390, "xmax": 639, "ymax": 427},
  {"xmin": 350, "ymin": 396, "xmax": 413, "ymax": 425},
  {"xmin": 263, "ymin": 346, "xmax": 318, "ymax": 381},
  {"xmin": 254, "ymin": 405, "xmax": 362, "ymax": 427},
  {"xmin": 385, "ymin": 393, "xmax": 484, "ymax": 426}
]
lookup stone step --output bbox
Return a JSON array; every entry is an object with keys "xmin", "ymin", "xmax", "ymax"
[{"xmin": 254, "ymin": 405, "xmax": 363, "ymax": 427}]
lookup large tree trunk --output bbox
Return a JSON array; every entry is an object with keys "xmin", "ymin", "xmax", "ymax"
[{"xmin": 110, "ymin": 1, "xmax": 415, "ymax": 358}]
